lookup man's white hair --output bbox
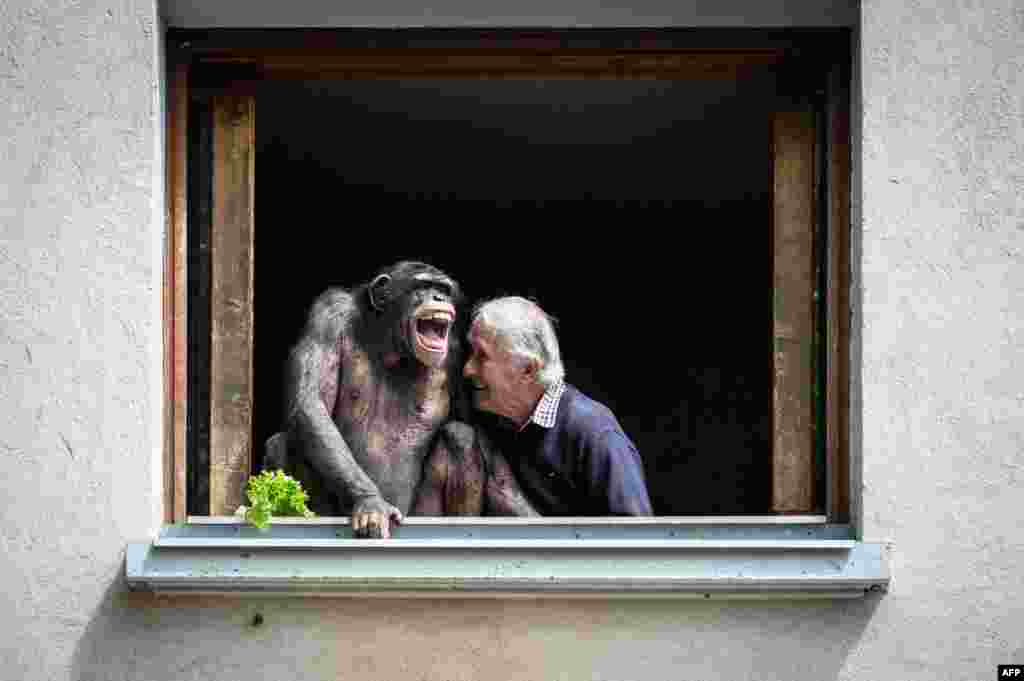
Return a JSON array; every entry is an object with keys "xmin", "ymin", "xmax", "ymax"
[{"xmin": 471, "ymin": 296, "xmax": 565, "ymax": 388}]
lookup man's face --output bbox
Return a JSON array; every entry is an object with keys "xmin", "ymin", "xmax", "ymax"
[{"xmin": 463, "ymin": 321, "xmax": 533, "ymax": 424}]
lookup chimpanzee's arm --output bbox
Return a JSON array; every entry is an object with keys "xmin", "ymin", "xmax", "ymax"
[
  {"xmin": 411, "ymin": 439, "xmax": 452, "ymax": 516},
  {"xmin": 412, "ymin": 422, "xmax": 539, "ymax": 517},
  {"xmin": 412, "ymin": 422, "xmax": 483, "ymax": 516},
  {"xmin": 477, "ymin": 427, "xmax": 541, "ymax": 517},
  {"xmin": 285, "ymin": 290, "xmax": 400, "ymax": 534}
]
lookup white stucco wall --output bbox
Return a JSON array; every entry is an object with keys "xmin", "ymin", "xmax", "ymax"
[
  {"xmin": 0, "ymin": 1, "xmax": 1021, "ymax": 679},
  {"xmin": 856, "ymin": 0, "xmax": 1024, "ymax": 676},
  {"xmin": 0, "ymin": 0, "xmax": 165, "ymax": 677}
]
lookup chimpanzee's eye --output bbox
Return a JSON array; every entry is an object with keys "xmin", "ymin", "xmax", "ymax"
[{"xmin": 413, "ymin": 282, "xmax": 448, "ymax": 298}]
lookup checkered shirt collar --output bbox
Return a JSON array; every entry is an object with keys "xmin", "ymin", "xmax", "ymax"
[{"xmin": 529, "ymin": 378, "xmax": 565, "ymax": 429}]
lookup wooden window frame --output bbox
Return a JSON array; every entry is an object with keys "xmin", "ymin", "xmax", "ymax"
[{"xmin": 163, "ymin": 28, "xmax": 851, "ymax": 524}]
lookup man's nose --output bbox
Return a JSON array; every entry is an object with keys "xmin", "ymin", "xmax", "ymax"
[{"xmin": 463, "ymin": 360, "xmax": 475, "ymax": 378}]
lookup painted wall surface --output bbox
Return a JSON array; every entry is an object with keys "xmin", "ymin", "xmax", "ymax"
[
  {"xmin": 0, "ymin": 1, "xmax": 1020, "ymax": 680},
  {"xmin": 0, "ymin": 0, "xmax": 166, "ymax": 677}
]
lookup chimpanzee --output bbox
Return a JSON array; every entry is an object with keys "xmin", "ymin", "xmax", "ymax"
[{"xmin": 265, "ymin": 261, "xmax": 536, "ymax": 537}]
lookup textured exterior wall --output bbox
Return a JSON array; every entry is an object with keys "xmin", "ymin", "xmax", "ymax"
[
  {"xmin": 0, "ymin": 0, "xmax": 164, "ymax": 677},
  {"xmin": 0, "ymin": 0, "xmax": 1021, "ymax": 680},
  {"xmin": 856, "ymin": 0, "xmax": 1024, "ymax": 677}
]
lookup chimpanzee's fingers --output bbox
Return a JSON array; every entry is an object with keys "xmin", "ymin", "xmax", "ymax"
[
  {"xmin": 352, "ymin": 512, "xmax": 367, "ymax": 537},
  {"xmin": 368, "ymin": 512, "xmax": 386, "ymax": 539}
]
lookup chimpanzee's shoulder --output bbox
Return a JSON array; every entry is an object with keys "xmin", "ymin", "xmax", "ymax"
[
  {"xmin": 304, "ymin": 287, "xmax": 361, "ymax": 340},
  {"xmin": 309, "ymin": 286, "xmax": 357, "ymax": 313},
  {"xmin": 308, "ymin": 287, "xmax": 361, "ymax": 320},
  {"xmin": 440, "ymin": 420, "xmax": 475, "ymax": 450}
]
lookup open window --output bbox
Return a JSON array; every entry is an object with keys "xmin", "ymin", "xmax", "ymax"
[
  {"xmin": 165, "ymin": 29, "xmax": 851, "ymax": 523},
  {"xmin": 134, "ymin": 28, "xmax": 887, "ymax": 598}
]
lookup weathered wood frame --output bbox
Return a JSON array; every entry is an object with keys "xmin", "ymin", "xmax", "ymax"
[
  {"xmin": 768, "ymin": 56, "xmax": 851, "ymax": 515},
  {"xmin": 771, "ymin": 106, "xmax": 817, "ymax": 512},
  {"xmin": 162, "ymin": 29, "xmax": 851, "ymax": 521},
  {"xmin": 824, "ymin": 58, "xmax": 851, "ymax": 522},
  {"xmin": 166, "ymin": 57, "xmax": 189, "ymax": 522},
  {"xmin": 208, "ymin": 95, "xmax": 256, "ymax": 516}
]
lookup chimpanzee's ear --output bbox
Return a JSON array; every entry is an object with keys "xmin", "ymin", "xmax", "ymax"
[{"xmin": 368, "ymin": 274, "xmax": 393, "ymax": 311}]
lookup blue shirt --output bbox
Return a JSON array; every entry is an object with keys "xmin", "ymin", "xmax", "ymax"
[{"xmin": 482, "ymin": 383, "xmax": 653, "ymax": 516}]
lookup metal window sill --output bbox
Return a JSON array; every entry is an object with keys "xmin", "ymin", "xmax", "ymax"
[{"xmin": 126, "ymin": 518, "xmax": 890, "ymax": 599}]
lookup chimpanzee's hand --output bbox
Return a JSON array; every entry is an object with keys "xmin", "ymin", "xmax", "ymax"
[{"xmin": 351, "ymin": 495, "xmax": 403, "ymax": 538}]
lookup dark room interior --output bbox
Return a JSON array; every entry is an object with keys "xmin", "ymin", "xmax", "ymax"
[{"xmin": 248, "ymin": 77, "xmax": 779, "ymax": 514}]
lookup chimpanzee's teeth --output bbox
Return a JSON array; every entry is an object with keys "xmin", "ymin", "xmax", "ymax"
[{"xmin": 420, "ymin": 315, "xmax": 452, "ymax": 329}]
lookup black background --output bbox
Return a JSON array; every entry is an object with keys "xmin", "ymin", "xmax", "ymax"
[{"xmin": 251, "ymin": 78, "xmax": 775, "ymax": 514}]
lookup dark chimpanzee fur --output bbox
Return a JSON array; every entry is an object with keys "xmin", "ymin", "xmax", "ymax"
[{"xmin": 265, "ymin": 261, "xmax": 536, "ymax": 537}]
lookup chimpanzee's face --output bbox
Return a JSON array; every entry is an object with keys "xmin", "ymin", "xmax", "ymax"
[{"xmin": 404, "ymin": 274, "xmax": 456, "ymax": 369}]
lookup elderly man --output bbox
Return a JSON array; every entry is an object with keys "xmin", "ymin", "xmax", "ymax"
[{"xmin": 461, "ymin": 296, "xmax": 653, "ymax": 516}]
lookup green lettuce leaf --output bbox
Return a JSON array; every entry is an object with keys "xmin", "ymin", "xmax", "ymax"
[{"xmin": 243, "ymin": 470, "xmax": 315, "ymax": 529}]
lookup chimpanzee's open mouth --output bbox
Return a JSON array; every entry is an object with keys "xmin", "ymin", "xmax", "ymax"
[{"xmin": 414, "ymin": 307, "xmax": 454, "ymax": 353}]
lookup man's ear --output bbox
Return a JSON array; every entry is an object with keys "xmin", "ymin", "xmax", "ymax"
[{"xmin": 521, "ymin": 358, "xmax": 540, "ymax": 383}]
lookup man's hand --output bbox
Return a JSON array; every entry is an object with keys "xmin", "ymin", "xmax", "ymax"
[{"xmin": 351, "ymin": 495, "xmax": 403, "ymax": 538}]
